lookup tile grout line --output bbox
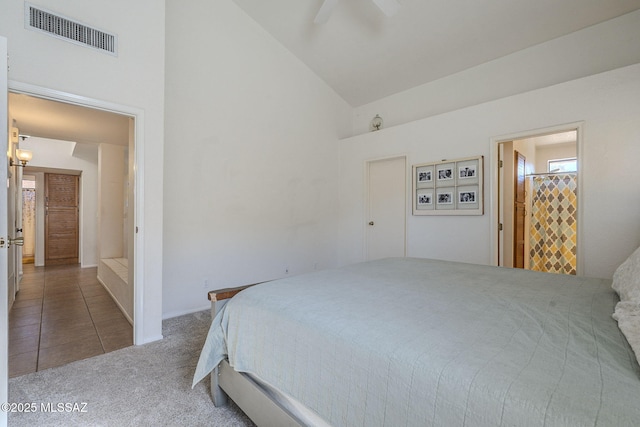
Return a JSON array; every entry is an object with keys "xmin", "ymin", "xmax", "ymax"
[
  {"xmin": 35, "ymin": 269, "xmax": 45, "ymax": 373},
  {"xmin": 10, "ymin": 265, "xmax": 46, "ymax": 376},
  {"xmin": 78, "ymin": 277, "xmax": 108, "ymax": 354},
  {"xmin": 38, "ymin": 266, "xmax": 105, "ymax": 371},
  {"xmin": 11, "ymin": 265, "xmax": 131, "ymax": 376}
]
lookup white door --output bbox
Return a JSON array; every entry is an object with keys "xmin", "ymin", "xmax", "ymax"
[
  {"xmin": 14, "ymin": 165, "xmax": 23, "ymax": 292},
  {"xmin": 366, "ymin": 156, "xmax": 406, "ymax": 260},
  {"xmin": 1, "ymin": 36, "xmax": 10, "ymax": 427}
]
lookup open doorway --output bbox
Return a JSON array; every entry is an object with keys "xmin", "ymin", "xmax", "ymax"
[
  {"xmin": 8, "ymin": 92, "xmax": 136, "ymax": 375},
  {"xmin": 21, "ymin": 176, "xmax": 36, "ymax": 265},
  {"xmin": 497, "ymin": 127, "xmax": 579, "ymax": 275}
]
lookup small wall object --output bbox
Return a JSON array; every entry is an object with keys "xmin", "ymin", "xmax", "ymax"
[
  {"xmin": 412, "ymin": 155, "xmax": 483, "ymax": 215},
  {"xmin": 370, "ymin": 114, "xmax": 383, "ymax": 131}
]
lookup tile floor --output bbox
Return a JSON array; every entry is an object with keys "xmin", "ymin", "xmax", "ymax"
[{"xmin": 8, "ymin": 263, "xmax": 133, "ymax": 378}]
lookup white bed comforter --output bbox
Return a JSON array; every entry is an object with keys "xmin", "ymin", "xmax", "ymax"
[{"xmin": 193, "ymin": 258, "xmax": 640, "ymax": 426}]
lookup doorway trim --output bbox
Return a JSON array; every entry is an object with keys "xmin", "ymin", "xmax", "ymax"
[
  {"xmin": 489, "ymin": 121, "xmax": 584, "ymax": 275},
  {"xmin": 8, "ymin": 80, "xmax": 146, "ymax": 345}
]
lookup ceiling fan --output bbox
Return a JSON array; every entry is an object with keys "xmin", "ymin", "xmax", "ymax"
[{"xmin": 314, "ymin": 0, "xmax": 401, "ymax": 24}]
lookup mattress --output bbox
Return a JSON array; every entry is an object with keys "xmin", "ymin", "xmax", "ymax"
[{"xmin": 194, "ymin": 257, "xmax": 640, "ymax": 426}]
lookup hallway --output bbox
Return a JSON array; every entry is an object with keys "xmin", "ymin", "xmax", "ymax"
[{"xmin": 8, "ymin": 263, "xmax": 133, "ymax": 378}]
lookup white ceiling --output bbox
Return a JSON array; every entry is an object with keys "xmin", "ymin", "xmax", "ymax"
[
  {"xmin": 9, "ymin": 1, "xmax": 640, "ymax": 145},
  {"xmin": 9, "ymin": 92, "xmax": 130, "ymax": 147},
  {"xmin": 518, "ymin": 130, "xmax": 577, "ymax": 148},
  {"xmin": 232, "ymin": 0, "xmax": 640, "ymax": 106}
]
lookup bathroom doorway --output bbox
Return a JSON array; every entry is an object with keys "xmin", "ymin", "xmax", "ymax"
[{"xmin": 496, "ymin": 127, "xmax": 579, "ymax": 275}]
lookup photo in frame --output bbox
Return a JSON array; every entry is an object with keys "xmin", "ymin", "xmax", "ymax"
[
  {"xmin": 416, "ymin": 189, "xmax": 434, "ymax": 210},
  {"xmin": 412, "ymin": 156, "xmax": 483, "ymax": 215},
  {"xmin": 415, "ymin": 165, "xmax": 435, "ymax": 188},
  {"xmin": 457, "ymin": 185, "xmax": 480, "ymax": 210},
  {"xmin": 457, "ymin": 159, "xmax": 479, "ymax": 185},
  {"xmin": 436, "ymin": 163, "xmax": 455, "ymax": 184},
  {"xmin": 436, "ymin": 187, "xmax": 455, "ymax": 210}
]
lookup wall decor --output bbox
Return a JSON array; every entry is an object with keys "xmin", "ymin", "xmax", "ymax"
[
  {"xmin": 412, "ymin": 155, "xmax": 483, "ymax": 215},
  {"xmin": 370, "ymin": 114, "xmax": 384, "ymax": 131}
]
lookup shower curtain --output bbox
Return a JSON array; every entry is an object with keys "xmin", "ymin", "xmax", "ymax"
[
  {"xmin": 22, "ymin": 188, "xmax": 36, "ymax": 258},
  {"xmin": 529, "ymin": 173, "xmax": 577, "ymax": 275}
]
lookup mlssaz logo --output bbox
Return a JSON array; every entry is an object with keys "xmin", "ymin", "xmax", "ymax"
[{"xmin": 40, "ymin": 402, "xmax": 89, "ymax": 413}]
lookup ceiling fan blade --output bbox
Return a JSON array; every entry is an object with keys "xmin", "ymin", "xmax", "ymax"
[
  {"xmin": 372, "ymin": 0, "xmax": 400, "ymax": 17},
  {"xmin": 314, "ymin": 0, "xmax": 339, "ymax": 24}
]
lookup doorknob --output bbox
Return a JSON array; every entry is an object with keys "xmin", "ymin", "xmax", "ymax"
[
  {"xmin": 8, "ymin": 237, "xmax": 24, "ymax": 247},
  {"xmin": 368, "ymin": 221, "xmax": 375, "ymax": 226}
]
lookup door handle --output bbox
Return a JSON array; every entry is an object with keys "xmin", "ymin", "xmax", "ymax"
[
  {"xmin": 8, "ymin": 237, "xmax": 24, "ymax": 247},
  {"xmin": 368, "ymin": 221, "xmax": 375, "ymax": 226}
]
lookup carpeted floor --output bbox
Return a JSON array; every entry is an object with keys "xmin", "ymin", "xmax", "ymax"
[{"xmin": 8, "ymin": 310, "xmax": 254, "ymax": 426}]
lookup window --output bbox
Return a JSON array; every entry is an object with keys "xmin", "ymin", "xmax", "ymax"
[{"xmin": 548, "ymin": 157, "xmax": 577, "ymax": 173}]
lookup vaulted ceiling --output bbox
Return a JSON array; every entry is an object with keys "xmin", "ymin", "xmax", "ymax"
[
  {"xmin": 9, "ymin": 1, "xmax": 640, "ymax": 146},
  {"xmin": 232, "ymin": 0, "xmax": 640, "ymax": 106}
]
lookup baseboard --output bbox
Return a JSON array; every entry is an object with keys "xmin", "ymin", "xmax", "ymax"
[
  {"xmin": 138, "ymin": 334, "xmax": 164, "ymax": 345},
  {"xmin": 81, "ymin": 263, "xmax": 98, "ymax": 268},
  {"xmin": 162, "ymin": 305, "xmax": 210, "ymax": 320},
  {"xmin": 96, "ymin": 275, "xmax": 134, "ymax": 325}
]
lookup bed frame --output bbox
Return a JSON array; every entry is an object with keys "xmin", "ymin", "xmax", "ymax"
[{"xmin": 208, "ymin": 285, "xmax": 304, "ymax": 427}]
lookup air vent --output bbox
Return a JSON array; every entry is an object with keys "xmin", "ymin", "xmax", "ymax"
[{"xmin": 25, "ymin": 3, "xmax": 117, "ymax": 56}]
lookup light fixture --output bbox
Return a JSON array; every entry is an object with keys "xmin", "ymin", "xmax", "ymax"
[
  {"xmin": 370, "ymin": 114, "xmax": 383, "ymax": 131},
  {"xmin": 11, "ymin": 149, "xmax": 33, "ymax": 167}
]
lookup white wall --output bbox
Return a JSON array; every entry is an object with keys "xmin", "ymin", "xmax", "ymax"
[
  {"xmin": 97, "ymin": 143, "xmax": 133, "ymax": 320},
  {"xmin": 339, "ymin": 64, "xmax": 640, "ymax": 279},
  {"xmin": 163, "ymin": 0, "xmax": 353, "ymax": 317},
  {"xmin": 98, "ymin": 144, "xmax": 126, "ymax": 259},
  {"xmin": 19, "ymin": 137, "xmax": 98, "ymax": 267},
  {"xmin": 351, "ymin": 10, "xmax": 640, "ymax": 136},
  {"xmin": 1, "ymin": 0, "xmax": 165, "ymax": 343},
  {"xmin": 535, "ymin": 143, "xmax": 577, "ymax": 173}
]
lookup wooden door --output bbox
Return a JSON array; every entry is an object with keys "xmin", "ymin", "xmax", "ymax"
[
  {"xmin": 513, "ymin": 151, "xmax": 526, "ymax": 269},
  {"xmin": 45, "ymin": 173, "xmax": 79, "ymax": 265},
  {"xmin": 366, "ymin": 157, "xmax": 406, "ymax": 260}
]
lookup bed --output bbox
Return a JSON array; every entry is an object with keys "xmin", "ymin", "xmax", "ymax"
[{"xmin": 193, "ymin": 256, "xmax": 640, "ymax": 426}]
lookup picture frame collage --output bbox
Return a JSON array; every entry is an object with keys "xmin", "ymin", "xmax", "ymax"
[{"xmin": 412, "ymin": 156, "xmax": 484, "ymax": 215}]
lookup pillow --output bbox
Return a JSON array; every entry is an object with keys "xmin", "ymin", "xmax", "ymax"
[
  {"xmin": 612, "ymin": 301, "xmax": 640, "ymax": 363},
  {"xmin": 612, "ymin": 246, "xmax": 640, "ymax": 303}
]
